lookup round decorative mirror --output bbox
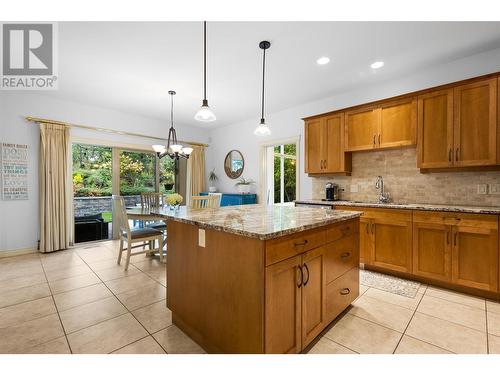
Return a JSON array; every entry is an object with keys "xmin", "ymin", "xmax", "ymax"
[{"xmin": 224, "ymin": 150, "xmax": 244, "ymax": 179}]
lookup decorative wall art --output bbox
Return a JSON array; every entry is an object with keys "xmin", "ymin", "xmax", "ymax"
[{"xmin": 1, "ymin": 143, "xmax": 29, "ymax": 200}]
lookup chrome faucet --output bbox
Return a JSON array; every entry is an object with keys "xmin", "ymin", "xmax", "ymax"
[{"xmin": 375, "ymin": 176, "xmax": 390, "ymax": 204}]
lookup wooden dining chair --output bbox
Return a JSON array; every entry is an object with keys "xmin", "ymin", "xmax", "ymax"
[
  {"xmin": 191, "ymin": 195, "xmax": 219, "ymax": 209},
  {"xmin": 141, "ymin": 192, "xmax": 165, "ymax": 208},
  {"xmin": 208, "ymin": 192, "xmax": 222, "ymax": 207},
  {"xmin": 112, "ymin": 195, "xmax": 164, "ymax": 270}
]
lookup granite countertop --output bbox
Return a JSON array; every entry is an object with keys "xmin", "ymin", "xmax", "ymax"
[
  {"xmin": 294, "ymin": 199, "xmax": 500, "ymax": 215},
  {"xmin": 139, "ymin": 204, "xmax": 362, "ymax": 240}
]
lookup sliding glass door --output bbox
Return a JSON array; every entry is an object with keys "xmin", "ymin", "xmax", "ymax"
[
  {"xmin": 72, "ymin": 143, "xmax": 182, "ymax": 243},
  {"xmin": 72, "ymin": 144, "xmax": 113, "ymax": 243}
]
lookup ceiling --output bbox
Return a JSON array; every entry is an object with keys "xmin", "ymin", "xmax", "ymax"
[{"xmin": 47, "ymin": 21, "xmax": 500, "ymax": 129}]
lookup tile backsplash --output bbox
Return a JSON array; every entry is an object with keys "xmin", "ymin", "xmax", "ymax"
[{"xmin": 312, "ymin": 148, "xmax": 500, "ymax": 207}]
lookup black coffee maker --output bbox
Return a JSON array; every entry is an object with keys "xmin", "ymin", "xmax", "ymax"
[{"xmin": 323, "ymin": 182, "xmax": 340, "ymax": 201}]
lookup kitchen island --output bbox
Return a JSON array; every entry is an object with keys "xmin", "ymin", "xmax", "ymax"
[{"xmin": 153, "ymin": 204, "xmax": 361, "ymax": 354}]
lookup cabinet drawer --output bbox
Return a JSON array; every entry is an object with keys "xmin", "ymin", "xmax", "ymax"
[
  {"xmin": 326, "ymin": 219, "xmax": 359, "ymax": 243},
  {"xmin": 325, "ymin": 267, "xmax": 359, "ymax": 322},
  {"xmin": 413, "ymin": 211, "xmax": 498, "ymax": 229},
  {"xmin": 325, "ymin": 235, "xmax": 360, "ymax": 284},
  {"xmin": 266, "ymin": 228, "xmax": 326, "ymax": 266}
]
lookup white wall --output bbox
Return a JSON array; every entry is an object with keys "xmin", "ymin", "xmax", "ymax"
[
  {"xmin": 0, "ymin": 92, "xmax": 209, "ymax": 252},
  {"xmin": 206, "ymin": 47, "xmax": 500, "ymax": 199}
]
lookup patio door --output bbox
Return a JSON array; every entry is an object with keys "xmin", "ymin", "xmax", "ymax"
[{"xmin": 72, "ymin": 143, "xmax": 113, "ymax": 243}]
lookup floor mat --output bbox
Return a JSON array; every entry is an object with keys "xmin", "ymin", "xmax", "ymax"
[{"xmin": 360, "ymin": 269, "xmax": 420, "ymax": 298}]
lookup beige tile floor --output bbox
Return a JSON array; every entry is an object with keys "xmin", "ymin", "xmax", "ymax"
[{"xmin": 1, "ymin": 240, "xmax": 500, "ymax": 354}]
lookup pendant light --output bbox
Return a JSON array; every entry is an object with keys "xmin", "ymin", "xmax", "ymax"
[
  {"xmin": 194, "ymin": 21, "xmax": 216, "ymax": 122},
  {"xmin": 254, "ymin": 40, "xmax": 271, "ymax": 136},
  {"xmin": 153, "ymin": 91, "xmax": 193, "ymax": 160}
]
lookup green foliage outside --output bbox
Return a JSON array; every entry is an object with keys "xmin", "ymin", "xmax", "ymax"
[
  {"xmin": 274, "ymin": 144, "xmax": 297, "ymax": 203},
  {"xmin": 72, "ymin": 144, "xmax": 176, "ymax": 197}
]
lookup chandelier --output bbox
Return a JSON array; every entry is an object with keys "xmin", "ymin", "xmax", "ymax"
[{"xmin": 152, "ymin": 91, "xmax": 193, "ymax": 160}]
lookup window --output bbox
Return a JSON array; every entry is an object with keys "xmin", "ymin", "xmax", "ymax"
[
  {"xmin": 119, "ymin": 150, "xmax": 156, "ymax": 196},
  {"xmin": 264, "ymin": 141, "xmax": 298, "ymax": 205}
]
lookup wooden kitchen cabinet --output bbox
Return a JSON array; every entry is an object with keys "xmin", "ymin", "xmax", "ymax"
[
  {"xmin": 301, "ymin": 246, "xmax": 327, "ymax": 348},
  {"xmin": 371, "ymin": 211, "xmax": 413, "ymax": 273},
  {"xmin": 339, "ymin": 207, "xmax": 412, "ymax": 272},
  {"xmin": 378, "ymin": 97, "xmax": 417, "ymax": 149},
  {"xmin": 345, "ymin": 106, "xmax": 379, "ymax": 151},
  {"xmin": 359, "ymin": 217, "xmax": 372, "ymax": 264},
  {"xmin": 344, "ymin": 98, "xmax": 416, "ymax": 152},
  {"xmin": 304, "ymin": 114, "xmax": 351, "ymax": 175},
  {"xmin": 265, "ymin": 254, "xmax": 302, "ymax": 354},
  {"xmin": 412, "ymin": 220, "xmax": 452, "ymax": 282},
  {"xmin": 453, "ymin": 78, "xmax": 497, "ymax": 167},
  {"xmin": 452, "ymin": 221, "xmax": 498, "ymax": 292},
  {"xmin": 417, "ymin": 89, "xmax": 454, "ymax": 169}
]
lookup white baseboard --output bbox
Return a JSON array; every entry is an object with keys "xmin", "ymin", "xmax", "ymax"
[{"xmin": 0, "ymin": 247, "xmax": 38, "ymax": 258}]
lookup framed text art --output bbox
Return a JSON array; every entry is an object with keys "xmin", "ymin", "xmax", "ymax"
[{"xmin": 1, "ymin": 143, "xmax": 29, "ymax": 200}]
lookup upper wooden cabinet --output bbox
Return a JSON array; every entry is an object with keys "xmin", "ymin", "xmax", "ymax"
[
  {"xmin": 417, "ymin": 89, "xmax": 454, "ymax": 168},
  {"xmin": 378, "ymin": 97, "xmax": 417, "ymax": 148},
  {"xmin": 417, "ymin": 78, "xmax": 498, "ymax": 169},
  {"xmin": 345, "ymin": 107, "xmax": 379, "ymax": 151},
  {"xmin": 344, "ymin": 98, "xmax": 417, "ymax": 152},
  {"xmin": 453, "ymin": 78, "xmax": 497, "ymax": 167},
  {"xmin": 304, "ymin": 113, "xmax": 351, "ymax": 175}
]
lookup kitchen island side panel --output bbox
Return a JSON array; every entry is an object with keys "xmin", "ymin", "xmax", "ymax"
[{"xmin": 167, "ymin": 220, "xmax": 265, "ymax": 353}]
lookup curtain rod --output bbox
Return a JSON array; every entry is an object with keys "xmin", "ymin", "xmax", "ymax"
[{"xmin": 25, "ymin": 116, "xmax": 209, "ymax": 148}]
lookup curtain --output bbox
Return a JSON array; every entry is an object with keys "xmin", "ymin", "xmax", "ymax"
[
  {"xmin": 39, "ymin": 123, "xmax": 72, "ymax": 253},
  {"xmin": 186, "ymin": 145, "xmax": 206, "ymax": 206}
]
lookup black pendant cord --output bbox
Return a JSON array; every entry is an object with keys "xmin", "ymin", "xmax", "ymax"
[
  {"xmin": 261, "ymin": 47, "xmax": 266, "ymax": 122},
  {"xmin": 203, "ymin": 21, "xmax": 207, "ymax": 102}
]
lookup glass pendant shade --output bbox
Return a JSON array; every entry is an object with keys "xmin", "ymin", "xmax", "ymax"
[
  {"xmin": 194, "ymin": 101, "xmax": 216, "ymax": 122},
  {"xmin": 182, "ymin": 147, "xmax": 194, "ymax": 155},
  {"xmin": 254, "ymin": 119, "xmax": 271, "ymax": 136},
  {"xmin": 169, "ymin": 144, "xmax": 183, "ymax": 153},
  {"xmin": 152, "ymin": 144, "xmax": 166, "ymax": 153}
]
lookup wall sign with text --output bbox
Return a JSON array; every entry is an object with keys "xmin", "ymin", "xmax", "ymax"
[{"xmin": 1, "ymin": 143, "xmax": 29, "ymax": 200}]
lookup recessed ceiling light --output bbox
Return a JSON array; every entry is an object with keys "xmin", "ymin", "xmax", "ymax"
[
  {"xmin": 316, "ymin": 57, "xmax": 330, "ymax": 65},
  {"xmin": 370, "ymin": 61, "xmax": 384, "ymax": 69}
]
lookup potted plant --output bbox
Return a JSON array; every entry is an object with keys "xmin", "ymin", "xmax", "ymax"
[
  {"xmin": 161, "ymin": 171, "xmax": 175, "ymax": 191},
  {"xmin": 208, "ymin": 168, "xmax": 218, "ymax": 192},
  {"xmin": 235, "ymin": 177, "xmax": 255, "ymax": 194}
]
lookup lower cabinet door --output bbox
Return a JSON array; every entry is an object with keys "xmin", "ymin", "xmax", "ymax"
[
  {"xmin": 412, "ymin": 222, "xmax": 452, "ymax": 282},
  {"xmin": 265, "ymin": 255, "xmax": 302, "ymax": 353},
  {"xmin": 359, "ymin": 218, "xmax": 372, "ymax": 264},
  {"xmin": 452, "ymin": 225, "xmax": 499, "ymax": 292},
  {"xmin": 371, "ymin": 218, "xmax": 412, "ymax": 273},
  {"xmin": 325, "ymin": 267, "xmax": 359, "ymax": 322},
  {"xmin": 301, "ymin": 246, "xmax": 327, "ymax": 348}
]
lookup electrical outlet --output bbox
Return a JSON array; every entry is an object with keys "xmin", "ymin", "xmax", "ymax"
[
  {"xmin": 490, "ymin": 184, "xmax": 500, "ymax": 194},
  {"xmin": 477, "ymin": 184, "xmax": 488, "ymax": 195},
  {"xmin": 350, "ymin": 184, "xmax": 359, "ymax": 193},
  {"xmin": 198, "ymin": 229, "xmax": 206, "ymax": 247}
]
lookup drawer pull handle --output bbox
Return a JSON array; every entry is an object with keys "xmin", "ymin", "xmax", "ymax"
[
  {"xmin": 294, "ymin": 240, "xmax": 308, "ymax": 247},
  {"xmin": 341, "ymin": 252, "xmax": 351, "ymax": 258},
  {"xmin": 454, "ymin": 232, "xmax": 458, "ymax": 246},
  {"xmin": 456, "ymin": 148, "xmax": 459, "ymax": 162},
  {"xmin": 340, "ymin": 288, "xmax": 350, "ymax": 295},
  {"xmin": 297, "ymin": 266, "xmax": 303, "ymax": 288},
  {"xmin": 448, "ymin": 149, "xmax": 452, "ymax": 162},
  {"xmin": 303, "ymin": 263, "xmax": 310, "ymax": 286},
  {"xmin": 341, "ymin": 226, "xmax": 350, "ymax": 232}
]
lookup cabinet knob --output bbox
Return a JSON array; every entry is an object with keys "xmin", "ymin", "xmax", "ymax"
[{"xmin": 340, "ymin": 288, "xmax": 350, "ymax": 295}]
